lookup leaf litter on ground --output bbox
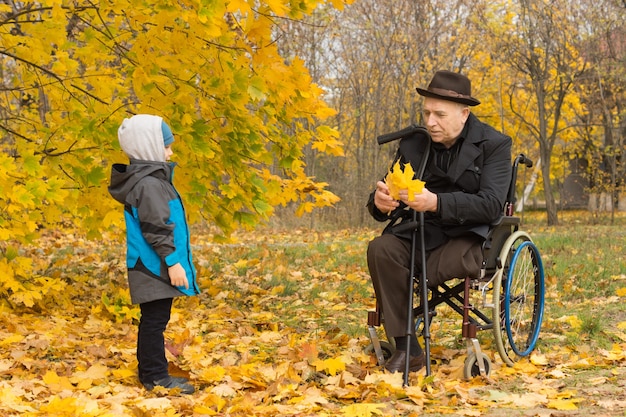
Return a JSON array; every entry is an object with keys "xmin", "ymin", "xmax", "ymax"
[{"xmin": 0, "ymin": 227, "xmax": 625, "ymax": 416}]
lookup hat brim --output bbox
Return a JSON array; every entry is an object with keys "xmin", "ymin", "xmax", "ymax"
[{"xmin": 416, "ymin": 88, "xmax": 481, "ymax": 106}]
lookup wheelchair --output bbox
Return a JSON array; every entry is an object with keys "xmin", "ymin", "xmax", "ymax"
[{"xmin": 367, "ymin": 127, "xmax": 545, "ymax": 381}]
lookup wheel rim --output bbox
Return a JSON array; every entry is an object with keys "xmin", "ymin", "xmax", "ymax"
[
  {"xmin": 505, "ymin": 240, "xmax": 545, "ymax": 357},
  {"xmin": 493, "ymin": 232, "xmax": 545, "ymax": 365}
]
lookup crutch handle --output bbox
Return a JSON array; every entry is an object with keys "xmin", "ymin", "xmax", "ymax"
[{"xmin": 377, "ymin": 125, "xmax": 428, "ymax": 145}]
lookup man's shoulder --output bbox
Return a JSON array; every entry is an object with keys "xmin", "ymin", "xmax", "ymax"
[{"xmin": 467, "ymin": 114, "xmax": 511, "ymax": 144}]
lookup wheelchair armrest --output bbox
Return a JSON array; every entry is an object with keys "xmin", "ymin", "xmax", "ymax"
[
  {"xmin": 488, "ymin": 215, "xmax": 520, "ymax": 230},
  {"xmin": 482, "ymin": 216, "xmax": 521, "ymax": 270}
]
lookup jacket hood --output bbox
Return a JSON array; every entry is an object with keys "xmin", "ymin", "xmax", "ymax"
[
  {"xmin": 118, "ymin": 114, "xmax": 166, "ymax": 162},
  {"xmin": 108, "ymin": 161, "xmax": 173, "ymax": 204}
]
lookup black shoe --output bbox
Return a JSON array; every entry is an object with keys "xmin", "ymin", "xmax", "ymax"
[
  {"xmin": 384, "ymin": 350, "xmax": 425, "ymax": 373},
  {"xmin": 143, "ymin": 376, "xmax": 195, "ymax": 394},
  {"xmin": 171, "ymin": 376, "xmax": 189, "ymax": 384}
]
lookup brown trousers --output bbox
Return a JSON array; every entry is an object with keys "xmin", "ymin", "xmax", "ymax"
[{"xmin": 367, "ymin": 233, "xmax": 483, "ymax": 338}]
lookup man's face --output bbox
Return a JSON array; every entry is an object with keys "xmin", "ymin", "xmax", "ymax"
[{"xmin": 422, "ymin": 97, "xmax": 470, "ymax": 148}]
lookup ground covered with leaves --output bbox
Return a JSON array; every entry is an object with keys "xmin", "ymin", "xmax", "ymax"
[{"xmin": 1, "ymin": 222, "xmax": 626, "ymax": 416}]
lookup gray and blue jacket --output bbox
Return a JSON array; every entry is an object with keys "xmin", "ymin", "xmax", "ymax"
[
  {"xmin": 109, "ymin": 160, "xmax": 199, "ymax": 304},
  {"xmin": 108, "ymin": 115, "xmax": 199, "ymax": 304}
]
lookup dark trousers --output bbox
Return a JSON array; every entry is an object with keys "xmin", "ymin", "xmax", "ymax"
[
  {"xmin": 137, "ymin": 298, "xmax": 173, "ymax": 384},
  {"xmin": 367, "ymin": 234, "xmax": 482, "ymax": 338}
]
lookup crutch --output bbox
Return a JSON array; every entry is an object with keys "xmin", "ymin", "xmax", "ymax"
[{"xmin": 377, "ymin": 125, "xmax": 432, "ymax": 385}]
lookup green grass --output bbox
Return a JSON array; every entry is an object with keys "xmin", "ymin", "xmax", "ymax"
[
  {"xmin": 514, "ymin": 211, "xmax": 626, "ymax": 352},
  {"xmin": 194, "ymin": 212, "xmax": 626, "ymax": 356}
]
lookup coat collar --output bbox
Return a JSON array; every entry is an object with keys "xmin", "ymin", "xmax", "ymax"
[{"xmin": 442, "ymin": 113, "xmax": 483, "ymax": 182}]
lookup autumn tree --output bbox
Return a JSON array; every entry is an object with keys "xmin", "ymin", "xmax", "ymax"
[
  {"xmin": 570, "ymin": 0, "xmax": 626, "ymax": 218},
  {"xmin": 278, "ymin": 0, "xmax": 493, "ymax": 226},
  {"xmin": 479, "ymin": 0, "xmax": 592, "ymax": 225},
  {"xmin": 0, "ymin": 0, "xmax": 350, "ymax": 309},
  {"xmin": 274, "ymin": 0, "xmax": 626, "ymax": 229}
]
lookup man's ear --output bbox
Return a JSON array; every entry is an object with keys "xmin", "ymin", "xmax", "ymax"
[{"xmin": 461, "ymin": 106, "xmax": 470, "ymax": 123}]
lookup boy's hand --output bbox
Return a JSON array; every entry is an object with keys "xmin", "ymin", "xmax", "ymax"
[{"xmin": 168, "ymin": 263, "xmax": 189, "ymax": 289}]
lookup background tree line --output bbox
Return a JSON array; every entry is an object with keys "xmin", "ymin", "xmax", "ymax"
[
  {"xmin": 0, "ymin": 0, "xmax": 624, "ymax": 309},
  {"xmin": 2, "ymin": 0, "xmax": 623, "ymax": 240},
  {"xmin": 277, "ymin": 0, "xmax": 626, "ymax": 228}
]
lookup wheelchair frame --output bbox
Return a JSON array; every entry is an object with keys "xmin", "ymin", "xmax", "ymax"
[{"xmin": 367, "ymin": 128, "xmax": 546, "ymax": 381}]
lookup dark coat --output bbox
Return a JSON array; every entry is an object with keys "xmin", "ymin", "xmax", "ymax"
[{"xmin": 367, "ymin": 113, "xmax": 512, "ymax": 250}]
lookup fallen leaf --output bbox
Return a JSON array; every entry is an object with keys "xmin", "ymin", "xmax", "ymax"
[{"xmin": 341, "ymin": 403, "xmax": 385, "ymax": 417}]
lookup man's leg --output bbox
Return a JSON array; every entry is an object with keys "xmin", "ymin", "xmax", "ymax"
[
  {"xmin": 367, "ymin": 234, "xmax": 423, "ymax": 371},
  {"xmin": 426, "ymin": 236, "xmax": 483, "ymax": 288},
  {"xmin": 367, "ymin": 234, "xmax": 412, "ymax": 339}
]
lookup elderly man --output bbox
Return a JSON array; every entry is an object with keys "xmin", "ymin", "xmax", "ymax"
[{"xmin": 367, "ymin": 70, "xmax": 512, "ymax": 374}]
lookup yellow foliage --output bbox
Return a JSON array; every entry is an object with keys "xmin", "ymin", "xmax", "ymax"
[
  {"xmin": 547, "ymin": 398, "xmax": 582, "ymax": 411},
  {"xmin": 341, "ymin": 403, "xmax": 385, "ymax": 417},
  {"xmin": 0, "ymin": 0, "xmax": 354, "ymax": 307},
  {"xmin": 313, "ymin": 357, "xmax": 346, "ymax": 376},
  {"xmin": 1, "ymin": 228, "xmax": 626, "ymax": 415},
  {"xmin": 385, "ymin": 161, "xmax": 425, "ymax": 201}
]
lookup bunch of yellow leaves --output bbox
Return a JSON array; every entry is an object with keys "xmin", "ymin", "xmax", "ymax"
[{"xmin": 385, "ymin": 160, "xmax": 425, "ymax": 201}]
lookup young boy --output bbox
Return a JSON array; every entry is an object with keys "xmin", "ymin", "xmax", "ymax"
[{"xmin": 108, "ymin": 114, "xmax": 200, "ymax": 394}]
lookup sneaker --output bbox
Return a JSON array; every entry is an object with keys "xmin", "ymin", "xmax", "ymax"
[{"xmin": 143, "ymin": 376, "xmax": 195, "ymax": 394}]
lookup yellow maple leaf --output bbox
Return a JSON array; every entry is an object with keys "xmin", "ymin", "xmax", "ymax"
[
  {"xmin": 341, "ymin": 403, "xmax": 385, "ymax": 417},
  {"xmin": 313, "ymin": 357, "xmax": 346, "ymax": 376},
  {"xmin": 547, "ymin": 398, "xmax": 581, "ymax": 410},
  {"xmin": 42, "ymin": 370, "xmax": 74, "ymax": 391},
  {"xmin": 112, "ymin": 368, "xmax": 136, "ymax": 379},
  {"xmin": 530, "ymin": 352, "xmax": 549, "ymax": 366},
  {"xmin": 385, "ymin": 160, "xmax": 425, "ymax": 201},
  {"xmin": 616, "ymin": 287, "xmax": 626, "ymax": 297}
]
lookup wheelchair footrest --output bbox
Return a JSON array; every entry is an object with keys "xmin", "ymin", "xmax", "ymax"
[{"xmin": 367, "ymin": 326, "xmax": 387, "ymax": 366}]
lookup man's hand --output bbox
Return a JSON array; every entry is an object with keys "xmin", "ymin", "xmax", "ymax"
[
  {"xmin": 168, "ymin": 263, "xmax": 189, "ymax": 289},
  {"xmin": 374, "ymin": 181, "xmax": 400, "ymax": 214},
  {"xmin": 398, "ymin": 188, "xmax": 438, "ymax": 213}
]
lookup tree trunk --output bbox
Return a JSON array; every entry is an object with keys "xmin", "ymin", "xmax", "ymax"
[{"xmin": 540, "ymin": 146, "xmax": 559, "ymax": 225}]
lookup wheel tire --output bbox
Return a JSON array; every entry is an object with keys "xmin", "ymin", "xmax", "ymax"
[
  {"xmin": 463, "ymin": 352, "xmax": 492, "ymax": 379},
  {"xmin": 493, "ymin": 231, "xmax": 545, "ymax": 366}
]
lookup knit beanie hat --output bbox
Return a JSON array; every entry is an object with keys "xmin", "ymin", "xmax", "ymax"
[
  {"xmin": 162, "ymin": 121, "xmax": 174, "ymax": 146},
  {"xmin": 118, "ymin": 114, "xmax": 169, "ymax": 162}
]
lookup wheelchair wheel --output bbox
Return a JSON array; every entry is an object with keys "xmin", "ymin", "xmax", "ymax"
[
  {"xmin": 463, "ymin": 352, "xmax": 492, "ymax": 379},
  {"xmin": 492, "ymin": 231, "xmax": 545, "ymax": 366}
]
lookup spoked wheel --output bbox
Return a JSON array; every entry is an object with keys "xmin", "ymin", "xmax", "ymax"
[{"xmin": 492, "ymin": 231, "xmax": 545, "ymax": 366}]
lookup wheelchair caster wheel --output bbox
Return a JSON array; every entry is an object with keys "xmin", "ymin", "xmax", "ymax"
[
  {"xmin": 463, "ymin": 352, "xmax": 491, "ymax": 379},
  {"xmin": 365, "ymin": 340, "xmax": 395, "ymax": 361}
]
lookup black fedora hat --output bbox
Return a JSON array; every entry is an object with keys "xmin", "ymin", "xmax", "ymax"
[{"xmin": 416, "ymin": 70, "xmax": 480, "ymax": 106}]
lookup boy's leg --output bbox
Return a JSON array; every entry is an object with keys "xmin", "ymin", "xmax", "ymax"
[{"xmin": 137, "ymin": 298, "xmax": 173, "ymax": 385}]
